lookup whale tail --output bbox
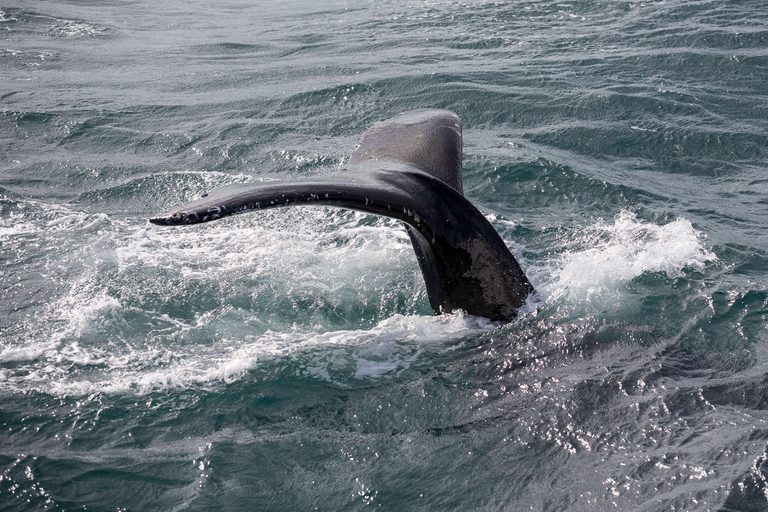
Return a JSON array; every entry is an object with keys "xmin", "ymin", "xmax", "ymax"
[
  {"xmin": 347, "ymin": 109, "xmax": 464, "ymax": 193},
  {"xmin": 150, "ymin": 110, "xmax": 534, "ymax": 321}
]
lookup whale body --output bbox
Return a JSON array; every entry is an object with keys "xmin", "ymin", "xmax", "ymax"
[{"xmin": 150, "ymin": 109, "xmax": 534, "ymax": 321}]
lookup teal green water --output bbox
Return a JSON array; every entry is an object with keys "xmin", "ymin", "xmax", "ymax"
[{"xmin": 2, "ymin": 1, "xmax": 768, "ymax": 510}]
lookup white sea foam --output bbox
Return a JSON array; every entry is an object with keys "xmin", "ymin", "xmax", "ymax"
[
  {"xmin": 49, "ymin": 20, "xmax": 104, "ymax": 37},
  {"xmin": 538, "ymin": 210, "xmax": 717, "ymax": 304},
  {"xmin": 1, "ymin": 203, "xmax": 493, "ymax": 396},
  {"xmin": 0, "ymin": 200, "xmax": 109, "ymax": 239},
  {"xmin": 1, "ymin": 200, "xmax": 716, "ymax": 397},
  {"xmin": 2, "ymin": 308, "xmax": 491, "ymax": 396},
  {"xmin": 0, "ymin": 217, "xmax": 38, "ymax": 238},
  {"xmin": 119, "ymin": 209, "xmax": 416, "ymax": 293}
]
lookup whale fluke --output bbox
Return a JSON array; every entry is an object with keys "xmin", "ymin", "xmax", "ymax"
[{"xmin": 150, "ymin": 109, "xmax": 534, "ymax": 321}]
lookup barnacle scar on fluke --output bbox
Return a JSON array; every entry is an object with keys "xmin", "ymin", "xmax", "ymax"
[{"xmin": 150, "ymin": 109, "xmax": 534, "ymax": 321}]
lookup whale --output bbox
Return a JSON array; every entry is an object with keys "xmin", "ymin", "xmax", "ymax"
[{"xmin": 150, "ymin": 109, "xmax": 534, "ymax": 321}]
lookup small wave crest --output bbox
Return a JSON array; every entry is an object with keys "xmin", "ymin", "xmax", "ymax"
[
  {"xmin": 0, "ymin": 304, "xmax": 492, "ymax": 396},
  {"xmin": 0, "ymin": 198, "xmax": 110, "ymax": 239},
  {"xmin": 48, "ymin": 20, "xmax": 104, "ymax": 37},
  {"xmin": 535, "ymin": 210, "xmax": 717, "ymax": 306}
]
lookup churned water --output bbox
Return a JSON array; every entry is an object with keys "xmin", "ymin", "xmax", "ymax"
[{"xmin": 2, "ymin": 0, "xmax": 768, "ymax": 510}]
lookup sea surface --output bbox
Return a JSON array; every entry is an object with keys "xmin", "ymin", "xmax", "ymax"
[{"xmin": 2, "ymin": 0, "xmax": 768, "ymax": 510}]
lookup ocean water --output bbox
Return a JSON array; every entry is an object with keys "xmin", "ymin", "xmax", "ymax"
[{"xmin": 2, "ymin": 0, "xmax": 768, "ymax": 510}]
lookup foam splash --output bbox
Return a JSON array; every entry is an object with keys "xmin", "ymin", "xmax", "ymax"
[
  {"xmin": 539, "ymin": 210, "xmax": 717, "ymax": 303},
  {"xmin": 48, "ymin": 20, "xmax": 104, "ymax": 37},
  {"xmin": 117, "ymin": 208, "xmax": 422, "ymax": 315},
  {"xmin": 0, "ymin": 199, "xmax": 110, "ymax": 239},
  {"xmin": 2, "ymin": 309, "xmax": 492, "ymax": 396},
  {"xmin": 0, "ymin": 200, "xmax": 491, "ymax": 396},
  {"xmin": 1, "ymin": 197, "xmax": 717, "ymax": 397}
]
